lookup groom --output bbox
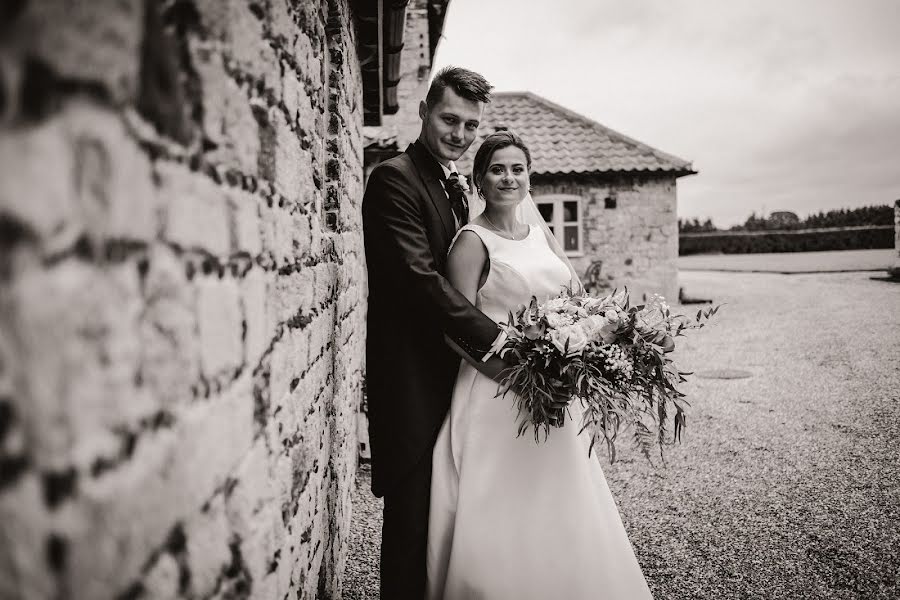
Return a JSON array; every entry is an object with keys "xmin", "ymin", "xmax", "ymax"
[{"xmin": 362, "ymin": 67, "xmax": 501, "ymax": 598}]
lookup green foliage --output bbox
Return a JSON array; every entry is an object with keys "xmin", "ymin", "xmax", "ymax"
[
  {"xmin": 679, "ymin": 204, "xmax": 893, "ymax": 234},
  {"xmin": 679, "ymin": 227, "xmax": 893, "ymax": 255},
  {"xmin": 491, "ymin": 290, "xmax": 721, "ymax": 463},
  {"xmin": 678, "ymin": 217, "xmax": 718, "ymax": 233}
]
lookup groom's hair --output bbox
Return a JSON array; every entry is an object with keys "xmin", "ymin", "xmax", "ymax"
[{"xmin": 425, "ymin": 66, "xmax": 493, "ymax": 108}]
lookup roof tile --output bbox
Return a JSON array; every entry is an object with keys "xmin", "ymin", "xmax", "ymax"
[{"xmin": 456, "ymin": 92, "xmax": 695, "ymax": 177}]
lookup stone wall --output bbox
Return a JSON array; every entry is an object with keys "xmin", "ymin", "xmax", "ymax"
[
  {"xmin": 0, "ymin": 1, "xmax": 365, "ymax": 599},
  {"xmin": 532, "ymin": 174, "xmax": 680, "ymax": 302},
  {"xmin": 896, "ymin": 200, "xmax": 900, "ymax": 250}
]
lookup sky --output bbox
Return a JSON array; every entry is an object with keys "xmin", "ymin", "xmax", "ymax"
[{"xmin": 430, "ymin": 0, "xmax": 900, "ymax": 228}]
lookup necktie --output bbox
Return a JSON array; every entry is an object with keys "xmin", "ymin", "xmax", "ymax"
[{"xmin": 445, "ymin": 172, "xmax": 469, "ymax": 226}]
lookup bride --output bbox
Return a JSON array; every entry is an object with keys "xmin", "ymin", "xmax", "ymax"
[{"xmin": 426, "ymin": 131, "xmax": 654, "ymax": 599}]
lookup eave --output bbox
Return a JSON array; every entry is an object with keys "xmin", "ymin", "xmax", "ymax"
[{"xmin": 353, "ymin": 0, "xmax": 409, "ymax": 126}]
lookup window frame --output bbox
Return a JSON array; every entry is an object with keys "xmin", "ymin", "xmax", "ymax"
[{"xmin": 534, "ymin": 194, "xmax": 584, "ymax": 257}]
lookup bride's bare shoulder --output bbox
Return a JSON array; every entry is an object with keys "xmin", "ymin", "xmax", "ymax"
[
  {"xmin": 447, "ymin": 227, "xmax": 489, "ymax": 295},
  {"xmin": 449, "ymin": 228, "xmax": 487, "ymax": 264}
]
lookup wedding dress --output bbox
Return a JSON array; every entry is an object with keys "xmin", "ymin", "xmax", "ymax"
[{"xmin": 426, "ymin": 223, "xmax": 654, "ymax": 600}]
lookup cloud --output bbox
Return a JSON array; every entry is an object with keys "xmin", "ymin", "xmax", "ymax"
[{"xmin": 433, "ymin": 0, "xmax": 900, "ymax": 227}]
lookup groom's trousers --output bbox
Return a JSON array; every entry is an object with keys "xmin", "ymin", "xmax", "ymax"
[{"xmin": 380, "ymin": 451, "xmax": 432, "ymax": 599}]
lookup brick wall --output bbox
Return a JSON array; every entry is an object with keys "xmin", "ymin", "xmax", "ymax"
[
  {"xmin": 0, "ymin": 1, "xmax": 365, "ymax": 599},
  {"xmin": 532, "ymin": 174, "xmax": 680, "ymax": 302}
]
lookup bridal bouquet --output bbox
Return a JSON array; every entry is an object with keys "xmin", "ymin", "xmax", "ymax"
[{"xmin": 486, "ymin": 288, "xmax": 719, "ymax": 462}]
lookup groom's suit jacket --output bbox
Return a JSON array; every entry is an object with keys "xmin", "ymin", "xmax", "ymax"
[{"xmin": 362, "ymin": 141, "xmax": 500, "ymax": 497}]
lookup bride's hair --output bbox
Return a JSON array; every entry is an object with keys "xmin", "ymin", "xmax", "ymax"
[{"xmin": 471, "ymin": 131, "xmax": 532, "ymax": 193}]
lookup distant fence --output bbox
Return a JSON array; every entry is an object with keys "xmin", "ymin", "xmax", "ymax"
[{"xmin": 679, "ymin": 225, "xmax": 894, "ymax": 255}]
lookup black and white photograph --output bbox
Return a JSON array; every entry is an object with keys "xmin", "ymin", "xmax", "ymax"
[{"xmin": 0, "ymin": 1, "xmax": 898, "ymax": 599}]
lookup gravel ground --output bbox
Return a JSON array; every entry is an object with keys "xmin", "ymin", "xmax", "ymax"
[
  {"xmin": 678, "ymin": 248, "xmax": 895, "ymax": 273},
  {"xmin": 345, "ymin": 461, "xmax": 382, "ymax": 599},
  {"xmin": 344, "ymin": 271, "xmax": 900, "ymax": 599}
]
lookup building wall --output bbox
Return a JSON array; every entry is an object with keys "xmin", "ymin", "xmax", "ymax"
[
  {"xmin": 0, "ymin": 1, "xmax": 365, "ymax": 599},
  {"xmin": 376, "ymin": 0, "xmax": 431, "ymax": 149},
  {"xmin": 532, "ymin": 174, "xmax": 680, "ymax": 302},
  {"xmin": 896, "ymin": 199, "xmax": 900, "ymax": 249},
  {"xmin": 891, "ymin": 199, "xmax": 900, "ymax": 277}
]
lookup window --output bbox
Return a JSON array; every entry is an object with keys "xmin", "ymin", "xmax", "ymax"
[{"xmin": 535, "ymin": 195, "xmax": 583, "ymax": 255}]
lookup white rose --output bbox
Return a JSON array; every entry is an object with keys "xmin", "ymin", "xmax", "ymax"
[
  {"xmin": 545, "ymin": 311, "xmax": 574, "ymax": 329},
  {"xmin": 582, "ymin": 315, "xmax": 607, "ymax": 338},
  {"xmin": 567, "ymin": 325, "xmax": 590, "ymax": 354},
  {"xmin": 563, "ymin": 302, "xmax": 586, "ymax": 316},
  {"xmin": 604, "ymin": 309, "xmax": 619, "ymax": 322},
  {"xmin": 544, "ymin": 297, "xmax": 567, "ymax": 312},
  {"xmin": 599, "ymin": 321, "xmax": 619, "ymax": 344},
  {"xmin": 581, "ymin": 297, "xmax": 603, "ymax": 310},
  {"xmin": 550, "ymin": 325, "xmax": 590, "ymax": 355}
]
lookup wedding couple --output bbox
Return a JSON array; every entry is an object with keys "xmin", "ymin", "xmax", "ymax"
[{"xmin": 362, "ymin": 67, "xmax": 653, "ymax": 599}]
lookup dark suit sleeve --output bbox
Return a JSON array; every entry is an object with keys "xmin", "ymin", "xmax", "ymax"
[{"xmin": 363, "ymin": 163, "xmax": 500, "ymax": 360}]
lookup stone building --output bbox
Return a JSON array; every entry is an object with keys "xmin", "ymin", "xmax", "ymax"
[
  {"xmin": 0, "ymin": 1, "xmax": 430, "ymax": 598},
  {"xmin": 890, "ymin": 199, "xmax": 900, "ymax": 278},
  {"xmin": 363, "ymin": 0, "xmax": 448, "ymax": 180},
  {"xmin": 457, "ymin": 92, "xmax": 696, "ymax": 301}
]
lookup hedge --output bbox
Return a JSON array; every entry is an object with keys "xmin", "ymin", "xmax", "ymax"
[{"xmin": 679, "ymin": 226, "xmax": 894, "ymax": 255}]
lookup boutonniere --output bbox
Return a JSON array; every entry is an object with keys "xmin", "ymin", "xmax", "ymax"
[{"xmin": 455, "ymin": 175, "xmax": 470, "ymax": 194}]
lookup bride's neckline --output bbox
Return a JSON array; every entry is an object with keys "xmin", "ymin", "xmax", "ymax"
[{"xmin": 469, "ymin": 222, "xmax": 532, "ymax": 242}]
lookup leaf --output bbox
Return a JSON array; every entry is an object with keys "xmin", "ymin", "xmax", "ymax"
[{"xmin": 674, "ymin": 407, "xmax": 686, "ymax": 443}]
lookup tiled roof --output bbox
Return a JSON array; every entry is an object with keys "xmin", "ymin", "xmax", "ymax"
[{"xmin": 456, "ymin": 92, "xmax": 695, "ymax": 177}]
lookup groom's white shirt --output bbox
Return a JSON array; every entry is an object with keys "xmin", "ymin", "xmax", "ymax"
[{"xmin": 439, "ymin": 160, "xmax": 456, "ymax": 181}]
